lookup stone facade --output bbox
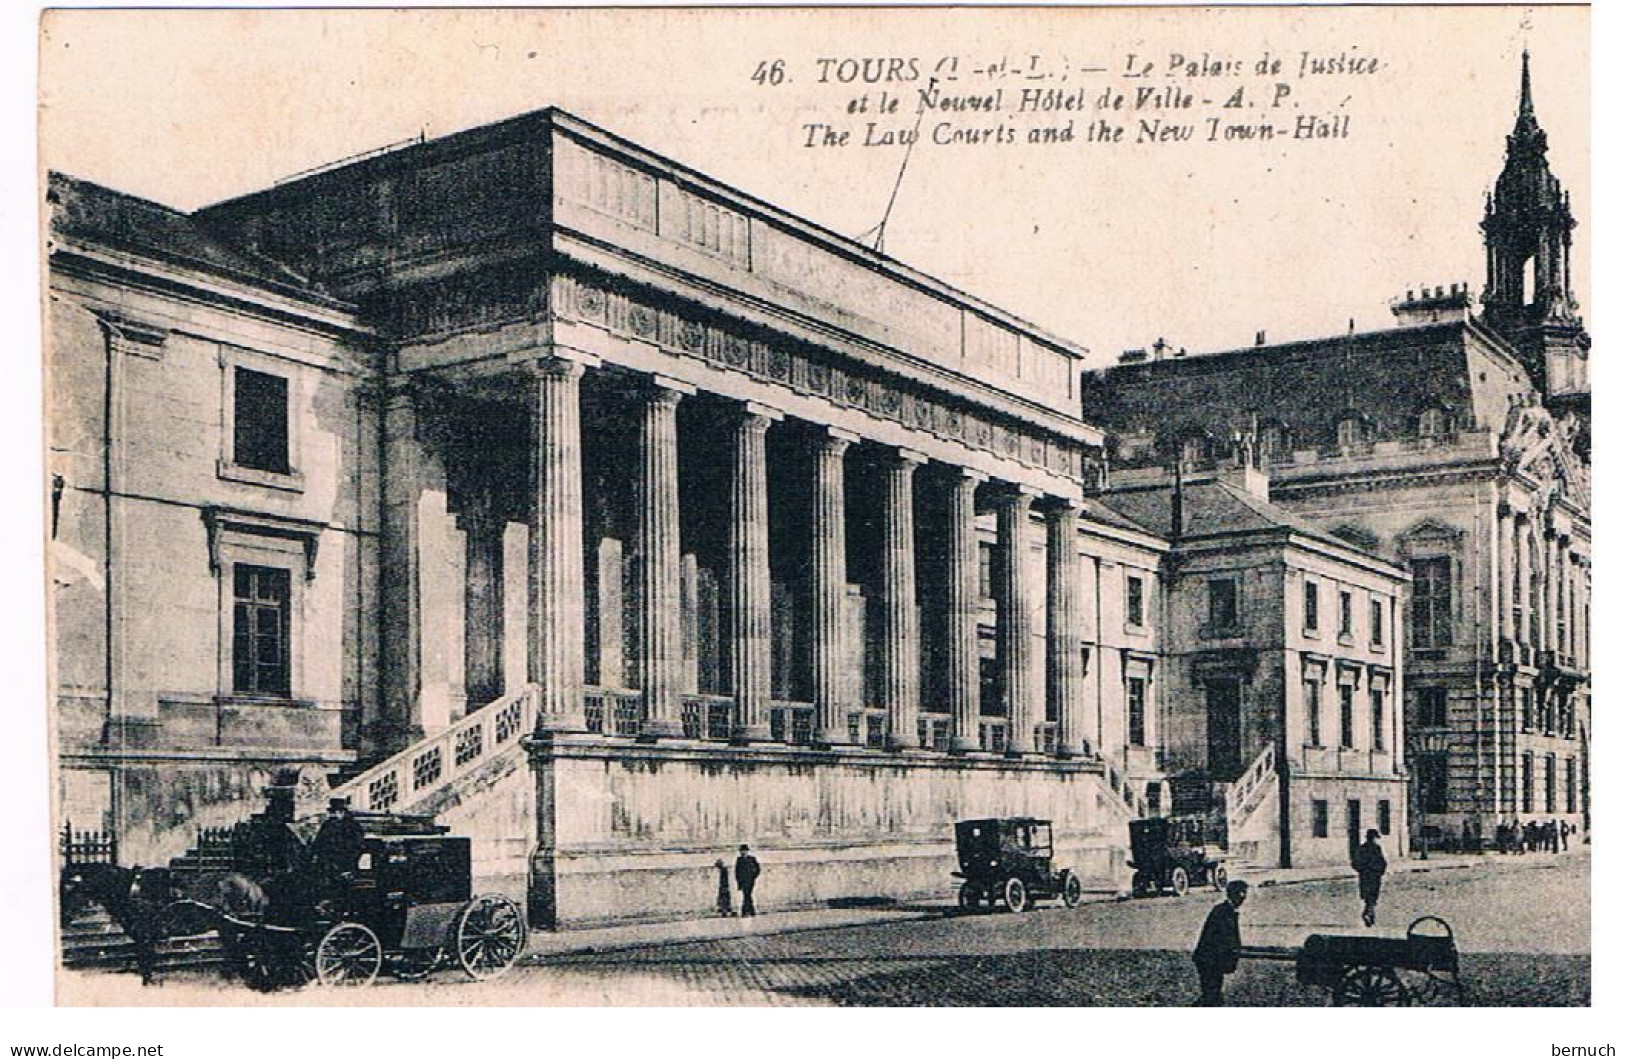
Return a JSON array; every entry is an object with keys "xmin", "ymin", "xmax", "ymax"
[{"xmin": 49, "ymin": 105, "xmax": 1414, "ymax": 923}]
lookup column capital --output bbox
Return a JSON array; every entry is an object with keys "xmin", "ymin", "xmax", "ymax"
[
  {"xmin": 953, "ymin": 466, "xmax": 990, "ymax": 485},
  {"xmin": 815, "ymin": 424, "xmax": 863, "ymax": 446},
  {"xmin": 884, "ymin": 446, "xmax": 929, "ymax": 468},
  {"xmin": 509, "ymin": 346, "xmax": 600, "ymax": 372},
  {"xmin": 1038, "ymin": 494, "xmax": 1083, "ymax": 517},
  {"xmin": 989, "ymin": 482, "xmax": 1041, "ymax": 507},
  {"xmin": 648, "ymin": 374, "xmax": 698, "ymax": 397},
  {"xmin": 740, "ymin": 400, "xmax": 786, "ymax": 424}
]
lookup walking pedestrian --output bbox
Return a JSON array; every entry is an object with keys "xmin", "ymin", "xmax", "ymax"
[
  {"xmin": 1192, "ymin": 880, "xmax": 1248, "ymax": 1006},
  {"xmin": 1352, "ymin": 829, "xmax": 1387, "ymax": 927},
  {"xmin": 713, "ymin": 858, "xmax": 733, "ymax": 916},
  {"xmin": 1560, "ymin": 821, "xmax": 1570, "ymax": 852},
  {"xmin": 734, "ymin": 844, "xmax": 761, "ymax": 917}
]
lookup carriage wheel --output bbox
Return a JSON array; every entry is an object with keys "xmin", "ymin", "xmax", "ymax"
[
  {"xmin": 1170, "ymin": 867, "xmax": 1190, "ymax": 897},
  {"xmin": 1333, "ymin": 965, "xmax": 1410, "ymax": 1007},
  {"xmin": 957, "ymin": 883, "xmax": 981, "ymax": 912},
  {"xmin": 315, "ymin": 922, "xmax": 382, "ymax": 987},
  {"xmin": 1002, "ymin": 877, "xmax": 1029, "ymax": 914},
  {"xmin": 1211, "ymin": 865, "xmax": 1228, "ymax": 891},
  {"xmin": 456, "ymin": 895, "xmax": 525, "ymax": 981},
  {"xmin": 386, "ymin": 947, "xmax": 443, "ymax": 982},
  {"xmin": 1060, "ymin": 870, "xmax": 1084, "ymax": 909}
]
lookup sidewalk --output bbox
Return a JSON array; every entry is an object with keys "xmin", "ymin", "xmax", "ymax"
[{"xmin": 519, "ymin": 849, "xmax": 1583, "ymax": 961}]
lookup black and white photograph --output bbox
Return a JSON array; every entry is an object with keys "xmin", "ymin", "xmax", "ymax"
[{"xmin": 10, "ymin": 1, "xmax": 1605, "ymax": 1037}]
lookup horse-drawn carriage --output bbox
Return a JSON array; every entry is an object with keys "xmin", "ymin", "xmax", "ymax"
[
  {"xmin": 1239, "ymin": 916, "xmax": 1468, "ymax": 1006},
  {"xmin": 60, "ymin": 793, "xmax": 525, "ymax": 989}
]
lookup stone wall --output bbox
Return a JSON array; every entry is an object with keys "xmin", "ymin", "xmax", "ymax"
[{"xmin": 524, "ymin": 737, "xmax": 1135, "ymax": 927}]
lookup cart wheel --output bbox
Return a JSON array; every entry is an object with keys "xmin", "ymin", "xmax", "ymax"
[
  {"xmin": 386, "ymin": 947, "xmax": 443, "ymax": 981},
  {"xmin": 1170, "ymin": 867, "xmax": 1190, "ymax": 897},
  {"xmin": 958, "ymin": 883, "xmax": 981, "ymax": 912},
  {"xmin": 1060, "ymin": 870, "xmax": 1084, "ymax": 909},
  {"xmin": 315, "ymin": 922, "xmax": 382, "ymax": 987},
  {"xmin": 456, "ymin": 894, "xmax": 526, "ymax": 981},
  {"xmin": 1002, "ymin": 877, "xmax": 1029, "ymax": 914},
  {"xmin": 1211, "ymin": 865, "xmax": 1228, "ymax": 891},
  {"xmin": 1333, "ymin": 965, "xmax": 1410, "ymax": 1007}
]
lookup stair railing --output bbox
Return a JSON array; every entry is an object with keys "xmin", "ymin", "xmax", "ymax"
[
  {"xmin": 1225, "ymin": 743, "xmax": 1278, "ymax": 825},
  {"xmin": 327, "ymin": 684, "xmax": 541, "ymax": 815}
]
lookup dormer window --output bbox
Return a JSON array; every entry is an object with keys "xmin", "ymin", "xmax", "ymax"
[
  {"xmin": 1336, "ymin": 415, "xmax": 1365, "ymax": 450},
  {"xmin": 1181, "ymin": 436, "xmax": 1208, "ymax": 467},
  {"xmin": 1258, "ymin": 422, "xmax": 1290, "ymax": 464},
  {"xmin": 1418, "ymin": 406, "xmax": 1451, "ymax": 439}
]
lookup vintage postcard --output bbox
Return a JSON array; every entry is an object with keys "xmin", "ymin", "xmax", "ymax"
[{"xmin": 33, "ymin": 4, "xmax": 1590, "ymax": 1015}]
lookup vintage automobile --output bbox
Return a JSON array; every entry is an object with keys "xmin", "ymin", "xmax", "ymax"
[
  {"xmin": 1127, "ymin": 816, "xmax": 1227, "ymax": 897},
  {"xmin": 952, "ymin": 817, "xmax": 1085, "ymax": 913}
]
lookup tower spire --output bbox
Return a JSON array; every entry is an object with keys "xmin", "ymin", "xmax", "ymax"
[{"xmin": 1513, "ymin": 48, "xmax": 1543, "ymax": 146}]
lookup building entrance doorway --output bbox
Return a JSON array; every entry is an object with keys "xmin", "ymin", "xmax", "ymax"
[{"xmin": 1206, "ymin": 679, "xmax": 1242, "ymax": 779}]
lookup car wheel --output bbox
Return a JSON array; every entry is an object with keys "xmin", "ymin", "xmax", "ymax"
[
  {"xmin": 1170, "ymin": 867, "xmax": 1190, "ymax": 897},
  {"xmin": 1060, "ymin": 870, "xmax": 1084, "ymax": 909},
  {"xmin": 1211, "ymin": 865, "xmax": 1228, "ymax": 891},
  {"xmin": 958, "ymin": 883, "xmax": 980, "ymax": 912},
  {"xmin": 1003, "ymin": 877, "xmax": 1029, "ymax": 913}
]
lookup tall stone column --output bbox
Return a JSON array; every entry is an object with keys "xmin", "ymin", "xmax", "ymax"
[
  {"xmin": 637, "ymin": 378, "xmax": 691, "ymax": 739},
  {"xmin": 812, "ymin": 427, "xmax": 859, "ymax": 747},
  {"xmin": 1557, "ymin": 535, "xmax": 1572, "ymax": 660},
  {"xmin": 730, "ymin": 403, "xmax": 780, "ymax": 743},
  {"xmin": 1045, "ymin": 498, "xmax": 1086, "ymax": 757},
  {"xmin": 528, "ymin": 357, "xmax": 588, "ymax": 733},
  {"xmin": 879, "ymin": 448, "xmax": 926, "ymax": 750},
  {"xmin": 946, "ymin": 469, "xmax": 987, "ymax": 753},
  {"xmin": 1497, "ymin": 501, "xmax": 1516, "ymax": 656},
  {"xmin": 1520, "ymin": 518, "xmax": 1536, "ymax": 651},
  {"xmin": 1544, "ymin": 523, "xmax": 1559, "ymax": 660},
  {"xmin": 461, "ymin": 494, "xmax": 506, "ymax": 709},
  {"xmin": 995, "ymin": 486, "xmax": 1039, "ymax": 757},
  {"xmin": 379, "ymin": 380, "xmax": 426, "ymax": 752}
]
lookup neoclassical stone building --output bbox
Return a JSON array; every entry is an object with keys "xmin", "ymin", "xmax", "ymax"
[
  {"xmin": 1084, "ymin": 55, "xmax": 1590, "ymax": 850},
  {"xmin": 48, "ymin": 105, "xmax": 1413, "ymax": 926}
]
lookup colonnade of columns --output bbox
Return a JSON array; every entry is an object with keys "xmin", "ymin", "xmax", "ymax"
[
  {"xmin": 1496, "ymin": 498, "xmax": 1588, "ymax": 669},
  {"xmin": 513, "ymin": 355, "xmax": 1088, "ymax": 755}
]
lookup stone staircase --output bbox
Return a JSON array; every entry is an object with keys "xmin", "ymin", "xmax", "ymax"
[
  {"xmin": 60, "ymin": 906, "xmax": 224, "ymax": 976},
  {"xmin": 312, "ymin": 684, "xmax": 542, "ymax": 818}
]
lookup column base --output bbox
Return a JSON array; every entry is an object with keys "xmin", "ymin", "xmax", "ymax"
[
  {"xmin": 730, "ymin": 724, "xmax": 774, "ymax": 745},
  {"xmin": 1055, "ymin": 744, "xmax": 1090, "ymax": 760},
  {"xmin": 885, "ymin": 734, "xmax": 921, "ymax": 752},
  {"xmin": 638, "ymin": 718, "xmax": 686, "ymax": 741},
  {"xmin": 949, "ymin": 736, "xmax": 983, "ymax": 755},
  {"xmin": 1004, "ymin": 747, "xmax": 1034, "ymax": 760}
]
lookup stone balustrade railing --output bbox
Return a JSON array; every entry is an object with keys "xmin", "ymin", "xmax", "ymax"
[
  {"xmin": 329, "ymin": 684, "xmax": 541, "ymax": 815},
  {"xmin": 1225, "ymin": 743, "xmax": 1277, "ymax": 825}
]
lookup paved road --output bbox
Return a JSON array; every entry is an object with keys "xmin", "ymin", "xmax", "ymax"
[
  {"xmin": 58, "ymin": 851, "xmax": 1588, "ymax": 1007},
  {"xmin": 503, "ymin": 852, "xmax": 1588, "ymax": 1006}
]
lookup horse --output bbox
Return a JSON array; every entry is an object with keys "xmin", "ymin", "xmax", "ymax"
[
  {"xmin": 60, "ymin": 863, "xmax": 275, "ymax": 986},
  {"xmin": 59, "ymin": 863, "xmax": 172, "ymax": 984}
]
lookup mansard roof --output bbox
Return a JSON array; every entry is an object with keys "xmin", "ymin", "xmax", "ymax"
[
  {"xmin": 1083, "ymin": 318, "xmax": 1534, "ymax": 464},
  {"xmin": 46, "ymin": 172, "xmax": 344, "ymax": 307}
]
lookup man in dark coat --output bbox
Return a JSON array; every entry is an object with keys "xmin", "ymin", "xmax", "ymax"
[
  {"xmin": 309, "ymin": 798, "xmax": 366, "ymax": 890},
  {"xmin": 1192, "ymin": 880, "xmax": 1248, "ymax": 1005},
  {"xmin": 1352, "ymin": 829, "xmax": 1387, "ymax": 927},
  {"xmin": 734, "ymin": 845, "xmax": 761, "ymax": 917}
]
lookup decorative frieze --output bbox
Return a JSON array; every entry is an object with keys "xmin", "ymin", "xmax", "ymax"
[{"xmin": 551, "ymin": 273, "xmax": 1095, "ymax": 482}]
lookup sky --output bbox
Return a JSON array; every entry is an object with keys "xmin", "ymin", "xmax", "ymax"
[{"xmin": 37, "ymin": 6, "xmax": 1589, "ymax": 368}]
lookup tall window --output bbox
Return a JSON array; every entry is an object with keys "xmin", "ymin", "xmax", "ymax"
[
  {"xmin": 1545, "ymin": 754, "xmax": 1557, "ymax": 813},
  {"xmin": 978, "ymin": 543, "xmax": 994, "ymax": 600},
  {"xmin": 1304, "ymin": 581, "xmax": 1320, "ymax": 632},
  {"xmin": 1126, "ymin": 575, "xmax": 1145, "ymax": 627},
  {"xmin": 1522, "ymin": 752, "xmax": 1535, "ymax": 813},
  {"xmin": 1417, "ymin": 753, "xmax": 1449, "ymax": 813},
  {"xmin": 233, "ymin": 564, "xmax": 291, "ymax": 697},
  {"xmin": 1208, "ymin": 578, "xmax": 1239, "ymax": 631},
  {"xmin": 1370, "ymin": 687, "xmax": 1385, "ymax": 751},
  {"xmin": 1338, "ymin": 590, "xmax": 1354, "ymax": 638},
  {"xmin": 1378, "ymin": 800, "xmax": 1392, "ymax": 836},
  {"xmin": 1336, "ymin": 415, "xmax": 1365, "ymax": 450},
  {"xmin": 1338, "ymin": 683, "xmax": 1355, "ymax": 749},
  {"xmin": 1304, "ymin": 677, "xmax": 1323, "ymax": 746},
  {"xmin": 1556, "ymin": 565, "xmax": 1568, "ymax": 658},
  {"xmin": 233, "ymin": 367, "xmax": 290, "ymax": 474},
  {"xmin": 1370, "ymin": 599, "xmax": 1385, "ymax": 646},
  {"xmin": 1521, "ymin": 687, "xmax": 1534, "ymax": 731},
  {"xmin": 1410, "ymin": 557, "xmax": 1453, "ymax": 647},
  {"xmin": 1311, "ymin": 800, "xmax": 1329, "ymax": 838},
  {"xmin": 1566, "ymin": 757, "xmax": 1578, "ymax": 814},
  {"xmin": 1416, "ymin": 686, "xmax": 1448, "ymax": 728},
  {"xmin": 1127, "ymin": 676, "xmax": 1147, "ymax": 747}
]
